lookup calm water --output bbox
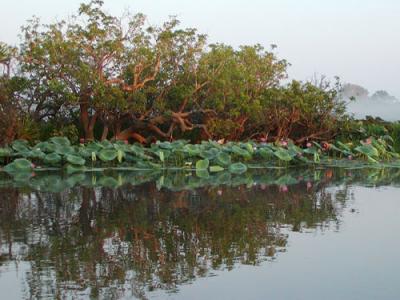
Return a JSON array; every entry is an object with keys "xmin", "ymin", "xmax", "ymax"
[{"xmin": 0, "ymin": 168, "xmax": 400, "ymax": 299}]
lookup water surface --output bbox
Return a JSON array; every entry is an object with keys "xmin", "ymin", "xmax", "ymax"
[{"xmin": 0, "ymin": 168, "xmax": 399, "ymax": 299}]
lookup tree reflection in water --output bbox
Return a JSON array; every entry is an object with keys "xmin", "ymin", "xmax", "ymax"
[{"xmin": 1, "ymin": 167, "xmax": 398, "ymax": 299}]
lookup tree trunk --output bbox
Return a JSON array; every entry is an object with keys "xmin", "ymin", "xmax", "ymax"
[
  {"xmin": 80, "ymin": 103, "xmax": 96, "ymax": 141},
  {"xmin": 100, "ymin": 124, "xmax": 109, "ymax": 141}
]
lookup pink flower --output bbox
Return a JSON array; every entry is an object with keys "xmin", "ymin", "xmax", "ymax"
[
  {"xmin": 365, "ymin": 138, "xmax": 372, "ymax": 145},
  {"xmin": 280, "ymin": 140, "xmax": 288, "ymax": 147},
  {"xmin": 124, "ymin": 140, "xmax": 129, "ymax": 145},
  {"xmin": 322, "ymin": 142, "xmax": 330, "ymax": 150},
  {"xmin": 306, "ymin": 142, "xmax": 312, "ymax": 148},
  {"xmin": 279, "ymin": 185, "xmax": 288, "ymax": 193}
]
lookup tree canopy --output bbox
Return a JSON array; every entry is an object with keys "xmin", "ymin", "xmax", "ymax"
[{"xmin": 0, "ymin": 0, "xmax": 347, "ymax": 145}]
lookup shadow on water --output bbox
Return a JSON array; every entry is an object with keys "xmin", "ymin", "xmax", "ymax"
[{"xmin": 1, "ymin": 167, "xmax": 400, "ymax": 299}]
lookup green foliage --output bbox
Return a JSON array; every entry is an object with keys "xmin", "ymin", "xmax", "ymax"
[{"xmin": 1, "ymin": 136, "xmax": 399, "ymax": 179}]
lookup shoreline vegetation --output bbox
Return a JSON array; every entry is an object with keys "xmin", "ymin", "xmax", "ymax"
[
  {"xmin": 1, "ymin": 0, "xmax": 400, "ymax": 177},
  {"xmin": 1, "ymin": 136, "xmax": 400, "ymax": 178}
]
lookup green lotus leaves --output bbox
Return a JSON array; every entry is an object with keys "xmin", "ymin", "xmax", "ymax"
[
  {"xmin": 157, "ymin": 141, "xmax": 173, "ymax": 150},
  {"xmin": 54, "ymin": 145, "xmax": 75, "ymax": 156},
  {"xmin": 3, "ymin": 158, "xmax": 33, "ymax": 173},
  {"xmin": 66, "ymin": 154, "xmax": 86, "ymax": 166},
  {"xmin": 275, "ymin": 175, "xmax": 298, "ymax": 186},
  {"xmin": 27, "ymin": 149, "xmax": 46, "ymax": 159},
  {"xmin": 273, "ymin": 148, "xmax": 293, "ymax": 162},
  {"xmin": 2, "ymin": 136, "xmax": 400, "ymax": 178},
  {"xmin": 135, "ymin": 160, "xmax": 162, "ymax": 170},
  {"xmin": 0, "ymin": 147, "xmax": 12, "ymax": 157},
  {"xmin": 44, "ymin": 153, "xmax": 62, "ymax": 165},
  {"xmin": 231, "ymin": 145, "xmax": 252, "ymax": 159},
  {"xmin": 196, "ymin": 159, "xmax": 209, "ymax": 170},
  {"xmin": 229, "ymin": 162, "xmax": 248, "ymax": 174},
  {"xmin": 11, "ymin": 140, "xmax": 29, "ymax": 153},
  {"xmin": 200, "ymin": 148, "xmax": 219, "ymax": 160},
  {"xmin": 355, "ymin": 144, "xmax": 379, "ymax": 159},
  {"xmin": 34, "ymin": 141, "xmax": 57, "ymax": 153},
  {"xmin": 97, "ymin": 176, "xmax": 120, "ymax": 188},
  {"xmin": 196, "ymin": 169, "xmax": 210, "ymax": 179},
  {"xmin": 244, "ymin": 143, "xmax": 254, "ymax": 153},
  {"xmin": 65, "ymin": 164, "xmax": 87, "ymax": 174},
  {"xmin": 210, "ymin": 165, "xmax": 224, "ymax": 172},
  {"xmin": 184, "ymin": 144, "xmax": 201, "ymax": 156},
  {"xmin": 216, "ymin": 152, "xmax": 231, "ymax": 166},
  {"xmin": 257, "ymin": 148, "xmax": 274, "ymax": 159},
  {"xmin": 98, "ymin": 149, "xmax": 118, "ymax": 162},
  {"xmin": 50, "ymin": 136, "xmax": 71, "ymax": 147},
  {"xmin": 100, "ymin": 140, "xmax": 113, "ymax": 149},
  {"xmin": 85, "ymin": 142, "xmax": 102, "ymax": 153}
]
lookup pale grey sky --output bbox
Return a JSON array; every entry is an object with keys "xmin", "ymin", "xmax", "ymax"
[{"xmin": 1, "ymin": 0, "xmax": 400, "ymax": 97}]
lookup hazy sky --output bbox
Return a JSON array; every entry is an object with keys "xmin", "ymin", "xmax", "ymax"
[{"xmin": 1, "ymin": 0, "xmax": 399, "ymax": 98}]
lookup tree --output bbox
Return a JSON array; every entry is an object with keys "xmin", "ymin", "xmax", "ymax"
[
  {"xmin": 198, "ymin": 44, "xmax": 288, "ymax": 140},
  {"xmin": 19, "ymin": 0, "xmax": 176, "ymax": 141},
  {"xmin": 0, "ymin": 43, "xmax": 21, "ymax": 145}
]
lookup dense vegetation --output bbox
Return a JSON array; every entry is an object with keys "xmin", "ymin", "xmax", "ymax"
[
  {"xmin": 1, "ymin": 0, "xmax": 400, "ymax": 176},
  {"xmin": 1, "ymin": 135, "xmax": 399, "ymax": 178},
  {"xmin": 0, "ymin": 0, "xmax": 350, "ymax": 146}
]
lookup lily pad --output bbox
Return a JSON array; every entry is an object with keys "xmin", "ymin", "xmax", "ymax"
[
  {"xmin": 44, "ymin": 153, "xmax": 62, "ymax": 165},
  {"xmin": 98, "ymin": 149, "xmax": 118, "ymax": 162},
  {"xmin": 66, "ymin": 154, "xmax": 86, "ymax": 166},
  {"xmin": 3, "ymin": 158, "xmax": 33, "ymax": 173},
  {"xmin": 210, "ymin": 165, "xmax": 225, "ymax": 172},
  {"xmin": 50, "ymin": 136, "xmax": 71, "ymax": 147},
  {"xmin": 0, "ymin": 148, "xmax": 12, "ymax": 157},
  {"xmin": 216, "ymin": 152, "xmax": 231, "ymax": 166},
  {"xmin": 273, "ymin": 148, "xmax": 293, "ymax": 162},
  {"xmin": 65, "ymin": 164, "xmax": 87, "ymax": 174},
  {"xmin": 196, "ymin": 159, "xmax": 209, "ymax": 170},
  {"xmin": 229, "ymin": 162, "xmax": 248, "ymax": 174}
]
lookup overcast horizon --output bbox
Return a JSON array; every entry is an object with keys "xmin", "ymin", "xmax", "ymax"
[{"xmin": 1, "ymin": 0, "xmax": 399, "ymax": 98}]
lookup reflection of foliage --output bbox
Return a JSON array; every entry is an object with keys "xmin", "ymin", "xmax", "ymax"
[{"xmin": 0, "ymin": 168, "xmax": 364, "ymax": 299}]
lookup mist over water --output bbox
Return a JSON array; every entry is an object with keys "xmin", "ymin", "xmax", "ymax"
[
  {"xmin": 342, "ymin": 83, "xmax": 400, "ymax": 121},
  {"xmin": 346, "ymin": 98, "xmax": 400, "ymax": 121}
]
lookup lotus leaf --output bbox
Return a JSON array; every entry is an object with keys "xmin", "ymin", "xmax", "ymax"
[
  {"xmin": 196, "ymin": 169, "xmax": 210, "ymax": 179},
  {"xmin": 65, "ymin": 164, "xmax": 87, "ymax": 174},
  {"xmin": 66, "ymin": 154, "xmax": 86, "ymax": 166},
  {"xmin": 229, "ymin": 162, "xmax": 248, "ymax": 174},
  {"xmin": 200, "ymin": 148, "xmax": 219, "ymax": 160},
  {"xmin": 50, "ymin": 136, "xmax": 71, "ymax": 146},
  {"xmin": 98, "ymin": 149, "xmax": 118, "ymax": 162},
  {"xmin": 44, "ymin": 153, "xmax": 62, "ymax": 165},
  {"xmin": 273, "ymin": 148, "xmax": 293, "ymax": 162},
  {"xmin": 231, "ymin": 146, "xmax": 252, "ymax": 159},
  {"xmin": 210, "ymin": 165, "xmax": 224, "ymax": 172},
  {"xmin": 216, "ymin": 152, "xmax": 231, "ymax": 166},
  {"xmin": 97, "ymin": 176, "xmax": 120, "ymax": 188},
  {"xmin": 196, "ymin": 159, "xmax": 209, "ymax": 170},
  {"xmin": 355, "ymin": 144, "xmax": 379, "ymax": 158},
  {"xmin": 184, "ymin": 144, "xmax": 201, "ymax": 156},
  {"xmin": 0, "ymin": 148, "xmax": 11, "ymax": 157},
  {"xmin": 11, "ymin": 140, "xmax": 29, "ymax": 152},
  {"xmin": 3, "ymin": 158, "xmax": 33, "ymax": 173}
]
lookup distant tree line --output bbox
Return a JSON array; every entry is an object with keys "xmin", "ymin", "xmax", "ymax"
[{"xmin": 0, "ymin": 0, "xmax": 347, "ymax": 146}]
